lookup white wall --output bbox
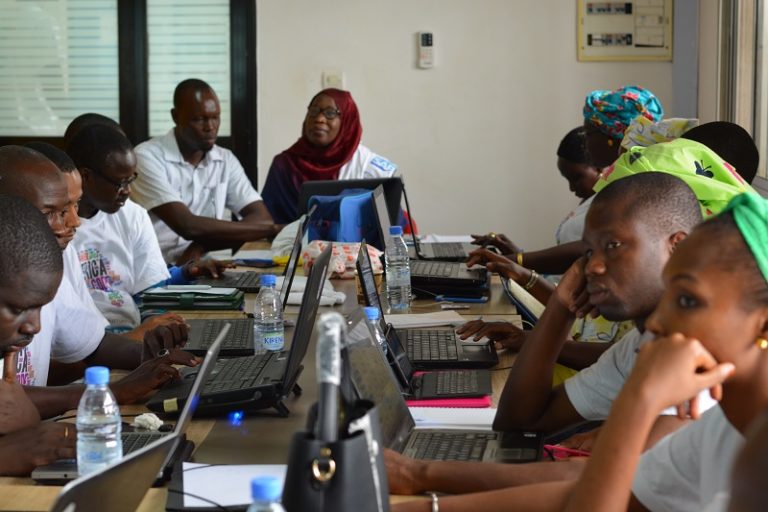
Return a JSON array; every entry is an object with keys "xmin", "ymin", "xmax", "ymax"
[{"xmin": 257, "ymin": 0, "xmax": 676, "ymax": 248}]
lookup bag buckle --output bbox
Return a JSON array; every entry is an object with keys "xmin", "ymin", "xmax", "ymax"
[{"xmin": 311, "ymin": 447, "xmax": 337, "ymax": 482}]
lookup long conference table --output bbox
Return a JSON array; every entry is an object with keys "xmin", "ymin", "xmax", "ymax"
[{"xmin": 0, "ymin": 260, "xmax": 519, "ymax": 512}]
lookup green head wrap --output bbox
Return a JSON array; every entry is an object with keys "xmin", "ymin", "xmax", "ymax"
[
  {"xmin": 721, "ymin": 193, "xmax": 768, "ymax": 284},
  {"xmin": 594, "ymin": 138, "xmax": 754, "ymax": 216}
]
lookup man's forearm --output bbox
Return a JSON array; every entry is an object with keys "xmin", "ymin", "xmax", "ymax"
[
  {"xmin": 84, "ymin": 333, "xmax": 142, "ymax": 370},
  {"xmin": 25, "ymin": 385, "xmax": 85, "ymax": 418},
  {"xmin": 494, "ymin": 298, "xmax": 575, "ymax": 431},
  {"xmin": 174, "ymin": 215, "xmax": 278, "ymax": 247},
  {"xmin": 556, "ymin": 340, "xmax": 614, "ymax": 371}
]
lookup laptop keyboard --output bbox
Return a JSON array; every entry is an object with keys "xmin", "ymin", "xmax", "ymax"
[
  {"xmin": 203, "ymin": 353, "xmax": 272, "ymax": 394},
  {"xmin": 408, "ymin": 431, "xmax": 497, "ymax": 461},
  {"xmin": 411, "ymin": 261, "xmax": 456, "ymax": 278},
  {"xmin": 435, "ymin": 371, "xmax": 479, "ymax": 395},
  {"xmin": 234, "ymin": 272, "xmax": 261, "ymax": 289},
  {"xmin": 200, "ymin": 319, "xmax": 253, "ymax": 349},
  {"xmin": 429, "ymin": 243, "xmax": 466, "ymax": 259},
  {"xmin": 406, "ymin": 330, "xmax": 458, "ymax": 361},
  {"xmin": 122, "ymin": 432, "xmax": 165, "ymax": 454}
]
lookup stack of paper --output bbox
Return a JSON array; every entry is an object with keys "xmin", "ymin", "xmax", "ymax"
[
  {"xmin": 409, "ymin": 407, "xmax": 496, "ymax": 430},
  {"xmin": 385, "ymin": 310, "xmax": 466, "ymax": 328}
]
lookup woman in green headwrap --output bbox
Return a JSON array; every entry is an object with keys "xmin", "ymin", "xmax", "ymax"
[{"xmin": 596, "ymin": 137, "xmax": 755, "ymax": 216}]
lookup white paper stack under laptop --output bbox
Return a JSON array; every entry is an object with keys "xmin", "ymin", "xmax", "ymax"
[
  {"xmin": 409, "ymin": 407, "xmax": 496, "ymax": 431},
  {"xmin": 384, "ymin": 310, "xmax": 465, "ymax": 329},
  {"xmin": 277, "ymin": 275, "xmax": 345, "ymax": 306}
]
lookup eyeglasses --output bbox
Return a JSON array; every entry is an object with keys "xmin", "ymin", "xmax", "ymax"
[
  {"xmin": 90, "ymin": 168, "xmax": 138, "ymax": 193},
  {"xmin": 306, "ymin": 106, "xmax": 341, "ymax": 120}
]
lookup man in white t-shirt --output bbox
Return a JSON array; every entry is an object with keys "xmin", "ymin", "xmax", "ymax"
[
  {"xmin": 67, "ymin": 124, "xmax": 227, "ymax": 333},
  {"xmin": 0, "ymin": 146, "xmax": 196, "ymax": 419},
  {"xmin": 0, "ymin": 195, "xmax": 78, "ymax": 476},
  {"xmin": 493, "ymin": 173, "xmax": 712, "ymax": 446},
  {"xmin": 132, "ymin": 78, "xmax": 279, "ymax": 264}
]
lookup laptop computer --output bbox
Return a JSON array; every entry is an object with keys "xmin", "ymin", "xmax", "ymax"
[
  {"xmin": 192, "ymin": 211, "xmax": 312, "ymax": 294},
  {"xmin": 345, "ymin": 308, "xmax": 542, "ymax": 463},
  {"xmin": 370, "ymin": 185, "xmax": 488, "ymax": 298},
  {"xmin": 49, "ymin": 433, "xmax": 179, "ymax": 512},
  {"xmin": 147, "ymin": 245, "xmax": 332, "ymax": 418},
  {"xmin": 357, "ymin": 241, "xmax": 497, "ymax": 370},
  {"xmin": 183, "ymin": 213, "xmax": 307, "ymax": 357},
  {"xmin": 297, "ymin": 177, "xmax": 404, "ymax": 227},
  {"xmin": 33, "ymin": 324, "xmax": 229, "ymax": 484}
]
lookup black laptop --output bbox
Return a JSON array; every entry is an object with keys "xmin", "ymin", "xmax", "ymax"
[
  {"xmin": 357, "ymin": 241, "xmax": 497, "ymax": 370},
  {"xmin": 49, "ymin": 433, "xmax": 180, "ymax": 512},
  {"xmin": 33, "ymin": 324, "xmax": 228, "ymax": 484},
  {"xmin": 147, "ymin": 245, "xmax": 332, "ymax": 418},
  {"xmin": 369, "ymin": 185, "xmax": 488, "ymax": 298},
  {"xmin": 184, "ymin": 213, "xmax": 307, "ymax": 357},
  {"xmin": 345, "ymin": 308, "xmax": 542, "ymax": 463}
]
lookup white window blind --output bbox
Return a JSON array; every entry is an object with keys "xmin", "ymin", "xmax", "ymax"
[
  {"xmin": 147, "ymin": 0, "xmax": 231, "ymax": 137},
  {"xmin": 0, "ymin": 0, "xmax": 119, "ymax": 136}
]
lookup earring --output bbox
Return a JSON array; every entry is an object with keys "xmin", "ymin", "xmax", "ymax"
[
  {"xmin": 607, "ymin": 138, "xmax": 614, "ymax": 147},
  {"xmin": 756, "ymin": 338, "xmax": 768, "ymax": 350}
]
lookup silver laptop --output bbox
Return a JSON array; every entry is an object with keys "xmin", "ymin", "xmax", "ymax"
[
  {"xmin": 33, "ymin": 323, "xmax": 229, "ymax": 483},
  {"xmin": 49, "ymin": 433, "xmax": 179, "ymax": 512}
]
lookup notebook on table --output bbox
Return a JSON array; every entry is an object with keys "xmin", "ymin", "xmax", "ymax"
[
  {"xmin": 369, "ymin": 185, "xmax": 488, "ymax": 297},
  {"xmin": 345, "ymin": 308, "xmax": 542, "ymax": 463},
  {"xmin": 357, "ymin": 241, "xmax": 497, "ymax": 370},
  {"xmin": 33, "ymin": 324, "xmax": 229, "ymax": 484},
  {"xmin": 146, "ymin": 245, "xmax": 332, "ymax": 418},
  {"xmin": 184, "ymin": 213, "xmax": 307, "ymax": 357},
  {"xmin": 49, "ymin": 433, "xmax": 180, "ymax": 512}
]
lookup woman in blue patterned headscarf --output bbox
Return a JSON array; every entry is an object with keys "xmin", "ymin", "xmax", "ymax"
[{"xmin": 582, "ymin": 85, "xmax": 664, "ymax": 167}]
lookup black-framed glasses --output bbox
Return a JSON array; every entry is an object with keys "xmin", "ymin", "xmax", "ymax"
[
  {"xmin": 89, "ymin": 168, "xmax": 138, "ymax": 193},
  {"xmin": 306, "ymin": 106, "xmax": 341, "ymax": 120}
]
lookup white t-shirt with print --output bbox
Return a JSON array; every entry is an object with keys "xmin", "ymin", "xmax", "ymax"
[
  {"xmin": 132, "ymin": 129, "xmax": 262, "ymax": 263},
  {"xmin": 337, "ymin": 144, "xmax": 398, "ymax": 181},
  {"xmin": 564, "ymin": 329, "xmax": 718, "ymax": 420},
  {"xmin": 2, "ymin": 267, "xmax": 107, "ymax": 386},
  {"xmin": 555, "ymin": 195, "xmax": 593, "ymax": 245},
  {"xmin": 72, "ymin": 200, "xmax": 171, "ymax": 329},
  {"xmin": 632, "ymin": 406, "xmax": 742, "ymax": 512}
]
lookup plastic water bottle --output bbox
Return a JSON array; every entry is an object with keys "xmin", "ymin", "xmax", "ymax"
[
  {"xmin": 76, "ymin": 366, "xmax": 123, "ymax": 476},
  {"xmin": 385, "ymin": 225, "xmax": 411, "ymax": 311},
  {"xmin": 364, "ymin": 306, "xmax": 388, "ymax": 357},
  {"xmin": 246, "ymin": 476, "xmax": 285, "ymax": 512},
  {"xmin": 253, "ymin": 274, "xmax": 284, "ymax": 353}
]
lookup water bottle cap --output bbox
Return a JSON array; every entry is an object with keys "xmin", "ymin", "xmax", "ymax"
[
  {"xmin": 389, "ymin": 226, "xmax": 403, "ymax": 236},
  {"xmin": 84, "ymin": 366, "xmax": 110, "ymax": 385},
  {"xmin": 251, "ymin": 475, "xmax": 282, "ymax": 501},
  {"xmin": 364, "ymin": 307, "xmax": 380, "ymax": 321},
  {"xmin": 261, "ymin": 274, "xmax": 276, "ymax": 287}
]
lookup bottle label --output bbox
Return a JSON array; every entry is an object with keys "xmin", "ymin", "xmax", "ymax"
[
  {"xmin": 386, "ymin": 267, "xmax": 411, "ymax": 287},
  {"xmin": 261, "ymin": 331, "xmax": 284, "ymax": 351}
]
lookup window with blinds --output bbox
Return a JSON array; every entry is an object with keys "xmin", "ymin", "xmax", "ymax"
[
  {"xmin": 0, "ymin": 0, "xmax": 119, "ymax": 136},
  {"xmin": 147, "ymin": 0, "xmax": 231, "ymax": 137}
]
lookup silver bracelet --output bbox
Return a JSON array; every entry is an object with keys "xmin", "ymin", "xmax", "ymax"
[
  {"xmin": 523, "ymin": 269, "xmax": 539, "ymax": 291},
  {"xmin": 430, "ymin": 492, "xmax": 439, "ymax": 512}
]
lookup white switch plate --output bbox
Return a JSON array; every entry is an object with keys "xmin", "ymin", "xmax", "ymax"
[{"xmin": 322, "ymin": 70, "xmax": 345, "ymax": 89}]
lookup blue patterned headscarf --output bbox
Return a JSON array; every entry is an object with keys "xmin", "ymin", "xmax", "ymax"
[{"xmin": 583, "ymin": 85, "xmax": 664, "ymax": 140}]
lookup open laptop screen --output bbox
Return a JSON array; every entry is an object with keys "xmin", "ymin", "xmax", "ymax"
[
  {"xmin": 298, "ymin": 177, "xmax": 403, "ymax": 226},
  {"xmin": 346, "ymin": 309, "xmax": 414, "ymax": 453},
  {"xmin": 281, "ymin": 244, "xmax": 331, "ymax": 389}
]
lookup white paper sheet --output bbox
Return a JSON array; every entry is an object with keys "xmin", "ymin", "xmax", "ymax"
[
  {"xmin": 232, "ymin": 249, "xmax": 275, "ymax": 260},
  {"xmin": 182, "ymin": 463, "xmax": 287, "ymax": 508},
  {"xmin": 419, "ymin": 234, "xmax": 474, "ymax": 243},
  {"xmin": 409, "ymin": 407, "xmax": 496, "ymax": 430},
  {"xmin": 384, "ymin": 310, "xmax": 465, "ymax": 328}
]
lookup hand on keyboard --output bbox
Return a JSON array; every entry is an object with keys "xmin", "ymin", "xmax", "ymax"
[
  {"xmin": 456, "ymin": 320, "xmax": 526, "ymax": 351},
  {"xmin": 112, "ymin": 349, "xmax": 197, "ymax": 404}
]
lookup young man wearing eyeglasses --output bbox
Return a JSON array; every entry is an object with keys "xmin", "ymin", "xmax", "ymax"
[
  {"xmin": 66, "ymin": 123, "xmax": 228, "ymax": 337},
  {"xmin": 131, "ymin": 78, "xmax": 280, "ymax": 265}
]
